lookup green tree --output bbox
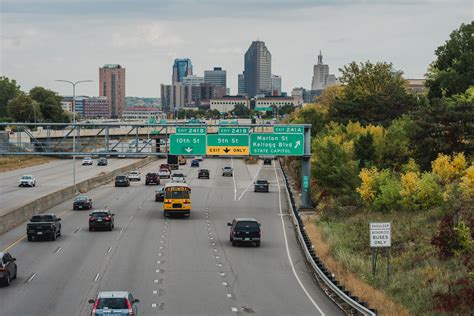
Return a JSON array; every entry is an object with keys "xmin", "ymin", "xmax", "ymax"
[
  {"xmin": 381, "ymin": 116, "xmax": 414, "ymax": 170},
  {"xmin": 291, "ymin": 104, "xmax": 327, "ymax": 136},
  {"xmin": 232, "ymin": 104, "xmax": 250, "ymax": 117},
  {"xmin": 409, "ymin": 91, "xmax": 474, "ymax": 170},
  {"xmin": 312, "ymin": 140, "xmax": 359, "ymax": 197},
  {"xmin": 29, "ymin": 86, "xmax": 63, "ymax": 122},
  {"xmin": 354, "ymin": 132, "xmax": 376, "ymax": 168},
  {"xmin": 329, "ymin": 61, "xmax": 419, "ymax": 127},
  {"xmin": 278, "ymin": 104, "xmax": 295, "ymax": 116},
  {"xmin": 7, "ymin": 93, "xmax": 42, "ymax": 122},
  {"xmin": 0, "ymin": 76, "xmax": 21, "ymax": 118},
  {"xmin": 426, "ymin": 22, "xmax": 474, "ymax": 99}
]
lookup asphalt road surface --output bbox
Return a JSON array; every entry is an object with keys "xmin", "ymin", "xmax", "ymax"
[
  {"xmin": 0, "ymin": 158, "xmax": 140, "ymax": 216},
  {"xmin": 0, "ymin": 158, "xmax": 343, "ymax": 316}
]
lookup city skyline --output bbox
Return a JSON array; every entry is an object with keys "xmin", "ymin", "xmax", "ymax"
[{"xmin": 1, "ymin": 0, "xmax": 472, "ymax": 97}]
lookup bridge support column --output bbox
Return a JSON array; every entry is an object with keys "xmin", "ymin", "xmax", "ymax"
[{"xmin": 300, "ymin": 126, "xmax": 312, "ymax": 210}]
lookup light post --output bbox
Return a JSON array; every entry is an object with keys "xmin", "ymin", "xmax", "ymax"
[{"xmin": 56, "ymin": 79, "xmax": 93, "ymax": 193}]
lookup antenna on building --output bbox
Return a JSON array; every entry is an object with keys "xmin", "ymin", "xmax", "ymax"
[{"xmin": 318, "ymin": 50, "xmax": 323, "ymax": 64}]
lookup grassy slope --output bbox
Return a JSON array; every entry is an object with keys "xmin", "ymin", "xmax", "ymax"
[{"xmin": 0, "ymin": 156, "xmax": 55, "ymax": 172}]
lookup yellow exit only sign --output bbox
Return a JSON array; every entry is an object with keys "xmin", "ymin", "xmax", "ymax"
[{"xmin": 206, "ymin": 146, "xmax": 249, "ymax": 155}]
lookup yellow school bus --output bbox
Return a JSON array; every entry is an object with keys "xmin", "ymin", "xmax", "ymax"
[{"xmin": 163, "ymin": 182, "xmax": 191, "ymax": 217}]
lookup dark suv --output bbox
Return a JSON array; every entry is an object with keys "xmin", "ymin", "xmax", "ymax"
[
  {"xmin": 89, "ymin": 210, "xmax": 115, "ymax": 231},
  {"xmin": 0, "ymin": 252, "xmax": 17, "ymax": 286},
  {"xmin": 73, "ymin": 195, "xmax": 92, "ymax": 210},
  {"xmin": 228, "ymin": 218, "xmax": 261, "ymax": 247},
  {"xmin": 97, "ymin": 158, "xmax": 108, "ymax": 166},
  {"xmin": 145, "ymin": 173, "xmax": 160, "ymax": 185},
  {"xmin": 115, "ymin": 175, "xmax": 130, "ymax": 187},
  {"xmin": 254, "ymin": 180, "xmax": 269, "ymax": 192},
  {"xmin": 198, "ymin": 169, "xmax": 210, "ymax": 179}
]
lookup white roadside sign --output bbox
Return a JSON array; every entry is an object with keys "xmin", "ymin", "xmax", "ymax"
[{"xmin": 370, "ymin": 222, "xmax": 391, "ymax": 247}]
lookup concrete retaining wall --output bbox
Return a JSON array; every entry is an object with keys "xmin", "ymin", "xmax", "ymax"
[{"xmin": 0, "ymin": 157, "xmax": 156, "ymax": 235}]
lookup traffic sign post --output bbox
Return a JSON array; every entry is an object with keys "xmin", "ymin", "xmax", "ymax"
[
  {"xmin": 249, "ymin": 133, "xmax": 304, "ymax": 156},
  {"xmin": 169, "ymin": 134, "xmax": 206, "ymax": 155},
  {"xmin": 370, "ymin": 222, "xmax": 392, "ymax": 283}
]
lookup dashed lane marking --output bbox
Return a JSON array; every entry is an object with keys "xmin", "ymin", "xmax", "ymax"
[
  {"xmin": 94, "ymin": 273, "xmax": 100, "ymax": 282},
  {"xmin": 26, "ymin": 273, "xmax": 36, "ymax": 283}
]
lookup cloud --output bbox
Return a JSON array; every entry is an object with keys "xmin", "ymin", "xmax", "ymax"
[{"xmin": 111, "ymin": 22, "xmax": 182, "ymax": 48}]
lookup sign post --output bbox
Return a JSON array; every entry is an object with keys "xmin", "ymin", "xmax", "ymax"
[{"xmin": 370, "ymin": 222, "xmax": 391, "ymax": 283}]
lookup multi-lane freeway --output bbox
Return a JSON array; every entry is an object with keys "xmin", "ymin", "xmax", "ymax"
[
  {"xmin": 0, "ymin": 158, "xmax": 342, "ymax": 315},
  {"xmin": 0, "ymin": 158, "xmax": 139, "ymax": 215}
]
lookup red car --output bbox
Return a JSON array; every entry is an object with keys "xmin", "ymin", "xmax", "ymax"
[{"xmin": 145, "ymin": 173, "xmax": 160, "ymax": 185}]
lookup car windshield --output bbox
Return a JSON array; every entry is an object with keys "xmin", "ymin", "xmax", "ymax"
[
  {"xmin": 84, "ymin": 157, "xmax": 91, "ymax": 160},
  {"xmin": 75, "ymin": 196, "xmax": 88, "ymax": 201},
  {"xmin": 159, "ymin": 169, "xmax": 169, "ymax": 173},
  {"xmin": 165, "ymin": 191, "xmax": 190, "ymax": 199},
  {"xmin": 96, "ymin": 298, "xmax": 128, "ymax": 309},
  {"xmin": 31, "ymin": 215, "xmax": 54, "ymax": 222},
  {"xmin": 199, "ymin": 169, "xmax": 209, "ymax": 172},
  {"xmin": 172, "ymin": 174, "xmax": 184, "ymax": 177},
  {"xmin": 256, "ymin": 180, "xmax": 268, "ymax": 184},
  {"xmin": 130, "ymin": 172, "xmax": 139, "ymax": 175},
  {"xmin": 92, "ymin": 212, "xmax": 108, "ymax": 217},
  {"xmin": 116, "ymin": 176, "xmax": 126, "ymax": 180},
  {"xmin": 147, "ymin": 173, "xmax": 157, "ymax": 176},
  {"xmin": 21, "ymin": 176, "xmax": 32, "ymax": 179},
  {"xmin": 223, "ymin": 167, "xmax": 232, "ymax": 170},
  {"xmin": 235, "ymin": 221, "xmax": 259, "ymax": 231}
]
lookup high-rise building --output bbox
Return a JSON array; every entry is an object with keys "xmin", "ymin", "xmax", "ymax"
[
  {"xmin": 182, "ymin": 75, "xmax": 204, "ymax": 86},
  {"xmin": 83, "ymin": 96, "xmax": 110, "ymax": 118},
  {"xmin": 271, "ymin": 74, "xmax": 282, "ymax": 96},
  {"xmin": 311, "ymin": 51, "xmax": 329, "ymax": 90},
  {"xmin": 238, "ymin": 73, "xmax": 245, "ymax": 95},
  {"xmin": 204, "ymin": 67, "xmax": 227, "ymax": 89},
  {"xmin": 244, "ymin": 41, "xmax": 272, "ymax": 97},
  {"xmin": 172, "ymin": 58, "xmax": 193, "ymax": 84},
  {"xmin": 99, "ymin": 64, "xmax": 126, "ymax": 118}
]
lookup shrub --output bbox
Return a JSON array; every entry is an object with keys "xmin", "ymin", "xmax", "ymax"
[
  {"xmin": 371, "ymin": 170, "xmax": 402, "ymax": 213},
  {"xmin": 432, "ymin": 216, "xmax": 473, "ymax": 260},
  {"xmin": 414, "ymin": 173, "xmax": 443, "ymax": 210}
]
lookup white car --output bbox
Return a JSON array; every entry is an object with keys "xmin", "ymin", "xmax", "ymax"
[
  {"xmin": 127, "ymin": 171, "xmax": 141, "ymax": 181},
  {"xmin": 158, "ymin": 168, "xmax": 171, "ymax": 179},
  {"xmin": 171, "ymin": 173, "xmax": 186, "ymax": 183},
  {"xmin": 194, "ymin": 156, "xmax": 203, "ymax": 161},
  {"xmin": 19, "ymin": 175, "xmax": 36, "ymax": 187},
  {"xmin": 82, "ymin": 157, "xmax": 93, "ymax": 165}
]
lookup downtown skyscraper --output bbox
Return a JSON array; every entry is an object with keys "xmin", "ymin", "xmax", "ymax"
[
  {"xmin": 172, "ymin": 58, "xmax": 193, "ymax": 84},
  {"xmin": 99, "ymin": 64, "xmax": 126, "ymax": 118},
  {"xmin": 243, "ymin": 41, "xmax": 272, "ymax": 97}
]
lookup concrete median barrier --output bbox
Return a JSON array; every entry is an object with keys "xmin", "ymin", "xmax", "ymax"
[{"xmin": 0, "ymin": 157, "xmax": 156, "ymax": 235}]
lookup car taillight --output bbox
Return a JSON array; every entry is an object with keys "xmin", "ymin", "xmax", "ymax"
[
  {"xmin": 165, "ymin": 200, "xmax": 171, "ymax": 203},
  {"xmin": 126, "ymin": 299, "xmax": 134, "ymax": 316},
  {"xmin": 91, "ymin": 299, "xmax": 99, "ymax": 316},
  {"xmin": 232, "ymin": 230, "xmax": 236, "ymax": 236},
  {"xmin": 105, "ymin": 216, "xmax": 112, "ymax": 221},
  {"xmin": 183, "ymin": 199, "xmax": 190, "ymax": 204},
  {"xmin": 89, "ymin": 217, "xmax": 94, "ymax": 222}
]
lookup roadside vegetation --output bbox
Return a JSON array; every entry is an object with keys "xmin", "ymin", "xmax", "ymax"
[
  {"xmin": 285, "ymin": 22, "xmax": 473, "ymax": 315},
  {"xmin": 0, "ymin": 156, "xmax": 56, "ymax": 172}
]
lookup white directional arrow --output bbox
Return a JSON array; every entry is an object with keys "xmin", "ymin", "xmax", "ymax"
[
  {"xmin": 184, "ymin": 147, "xmax": 193, "ymax": 153},
  {"xmin": 294, "ymin": 140, "xmax": 301, "ymax": 149}
]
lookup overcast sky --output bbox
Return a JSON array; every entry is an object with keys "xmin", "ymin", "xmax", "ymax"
[{"xmin": 1, "ymin": 0, "xmax": 472, "ymax": 97}]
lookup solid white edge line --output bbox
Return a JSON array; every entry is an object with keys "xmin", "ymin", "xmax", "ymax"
[
  {"xmin": 274, "ymin": 163, "xmax": 325, "ymax": 316},
  {"xmin": 237, "ymin": 163, "xmax": 263, "ymax": 201},
  {"xmin": 231, "ymin": 158, "xmax": 237, "ymax": 200}
]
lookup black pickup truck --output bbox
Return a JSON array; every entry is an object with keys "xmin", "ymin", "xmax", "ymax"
[{"xmin": 27, "ymin": 214, "xmax": 62, "ymax": 241}]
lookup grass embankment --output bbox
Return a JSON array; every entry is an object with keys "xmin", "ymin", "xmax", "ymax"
[
  {"xmin": 305, "ymin": 208, "xmax": 467, "ymax": 315},
  {"xmin": 0, "ymin": 156, "xmax": 55, "ymax": 172}
]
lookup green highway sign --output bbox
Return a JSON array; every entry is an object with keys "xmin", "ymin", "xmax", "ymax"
[
  {"xmin": 175, "ymin": 127, "xmax": 206, "ymax": 135},
  {"xmin": 250, "ymin": 133, "xmax": 304, "ymax": 156},
  {"xmin": 207, "ymin": 134, "xmax": 249, "ymax": 146},
  {"xmin": 218, "ymin": 127, "xmax": 249, "ymax": 135},
  {"xmin": 170, "ymin": 134, "xmax": 206, "ymax": 155},
  {"xmin": 273, "ymin": 125, "xmax": 304, "ymax": 134},
  {"xmin": 255, "ymin": 107, "xmax": 272, "ymax": 111}
]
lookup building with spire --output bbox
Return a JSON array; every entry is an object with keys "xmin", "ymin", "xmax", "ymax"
[{"xmin": 311, "ymin": 51, "xmax": 330, "ymax": 90}]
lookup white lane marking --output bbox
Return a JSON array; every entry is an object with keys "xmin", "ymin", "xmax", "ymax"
[
  {"xmin": 156, "ymin": 269, "xmax": 160, "ymax": 273},
  {"xmin": 222, "ymin": 282, "xmax": 228, "ymax": 286},
  {"xmin": 231, "ymin": 307, "xmax": 238, "ymax": 312},
  {"xmin": 220, "ymin": 272, "xmax": 226, "ymax": 276},
  {"xmin": 157, "ymin": 261, "xmax": 161, "ymax": 264},
  {"xmin": 152, "ymin": 303, "xmax": 157, "ymax": 308},
  {"xmin": 153, "ymin": 290, "xmax": 158, "ymax": 295},
  {"xmin": 120, "ymin": 228, "xmax": 124, "ymax": 234},
  {"xmin": 154, "ymin": 279, "xmax": 159, "ymax": 283},
  {"xmin": 226, "ymin": 293, "xmax": 232, "ymax": 298},
  {"xmin": 94, "ymin": 273, "xmax": 100, "ymax": 282},
  {"xmin": 237, "ymin": 164, "xmax": 263, "ymax": 201},
  {"xmin": 158, "ymin": 253, "xmax": 163, "ymax": 256},
  {"xmin": 274, "ymin": 164, "xmax": 325, "ymax": 316},
  {"xmin": 106, "ymin": 246, "xmax": 112, "ymax": 253},
  {"xmin": 231, "ymin": 158, "xmax": 237, "ymax": 200},
  {"xmin": 27, "ymin": 273, "xmax": 37, "ymax": 283},
  {"xmin": 54, "ymin": 247, "xmax": 62, "ymax": 254}
]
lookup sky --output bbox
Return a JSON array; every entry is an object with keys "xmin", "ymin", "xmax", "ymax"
[{"xmin": 1, "ymin": 0, "xmax": 473, "ymax": 97}]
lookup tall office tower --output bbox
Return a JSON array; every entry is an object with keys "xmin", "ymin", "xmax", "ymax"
[
  {"xmin": 238, "ymin": 73, "xmax": 245, "ymax": 95},
  {"xmin": 99, "ymin": 64, "xmax": 126, "ymax": 118},
  {"xmin": 244, "ymin": 41, "xmax": 272, "ymax": 97},
  {"xmin": 271, "ymin": 74, "xmax": 282, "ymax": 96},
  {"xmin": 172, "ymin": 58, "xmax": 193, "ymax": 84},
  {"xmin": 204, "ymin": 67, "xmax": 227, "ymax": 89},
  {"xmin": 311, "ymin": 51, "xmax": 330, "ymax": 90},
  {"xmin": 182, "ymin": 75, "xmax": 204, "ymax": 86}
]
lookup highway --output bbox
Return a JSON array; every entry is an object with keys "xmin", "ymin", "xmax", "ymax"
[
  {"xmin": 0, "ymin": 158, "xmax": 342, "ymax": 316},
  {"xmin": 0, "ymin": 158, "xmax": 140, "ymax": 216}
]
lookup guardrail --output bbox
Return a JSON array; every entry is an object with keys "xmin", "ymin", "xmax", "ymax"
[{"xmin": 278, "ymin": 160, "xmax": 377, "ymax": 316}]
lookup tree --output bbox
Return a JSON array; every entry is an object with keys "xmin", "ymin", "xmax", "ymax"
[
  {"xmin": 278, "ymin": 104, "xmax": 296, "ymax": 116},
  {"xmin": 0, "ymin": 76, "xmax": 21, "ymax": 118},
  {"xmin": 354, "ymin": 132, "xmax": 376, "ymax": 168},
  {"xmin": 380, "ymin": 116, "xmax": 414, "ymax": 170},
  {"xmin": 7, "ymin": 93, "xmax": 42, "ymax": 122},
  {"xmin": 29, "ymin": 86, "xmax": 63, "ymax": 122},
  {"xmin": 426, "ymin": 22, "xmax": 474, "ymax": 99},
  {"xmin": 232, "ymin": 104, "xmax": 250, "ymax": 117},
  {"xmin": 329, "ymin": 61, "xmax": 419, "ymax": 127},
  {"xmin": 291, "ymin": 104, "xmax": 327, "ymax": 136},
  {"xmin": 409, "ymin": 91, "xmax": 474, "ymax": 170}
]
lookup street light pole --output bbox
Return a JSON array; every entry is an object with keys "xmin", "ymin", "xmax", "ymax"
[{"xmin": 56, "ymin": 79, "xmax": 93, "ymax": 193}]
